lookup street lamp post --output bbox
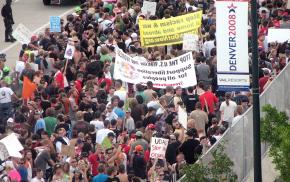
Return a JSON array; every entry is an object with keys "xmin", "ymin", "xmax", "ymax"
[{"xmin": 250, "ymin": 0, "xmax": 262, "ymax": 181}]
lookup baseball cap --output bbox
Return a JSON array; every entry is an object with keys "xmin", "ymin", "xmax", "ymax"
[
  {"xmin": 136, "ymin": 131, "xmax": 143, "ymax": 137},
  {"xmin": 126, "ymin": 108, "xmax": 131, "ymax": 113},
  {"xmin": 134, "ymin": 145, "xmax": 143, "ymax": 152},
  {"xmin": 148, "ymin": 124, "xmax": 155, "ymax": 130}
]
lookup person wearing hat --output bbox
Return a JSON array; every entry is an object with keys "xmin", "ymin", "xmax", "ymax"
[
  {"xmin": 132, "ymin": 145, "xmax": 146, "ymax": 181},
  {"xmin": 1, "ymin": 0, "xmax": 16, "ymax": 42},
  {"xmin": 129, "ymin": 131, "xmax": 148, "ymax": 155},
  {"xmin": 179, "ymin": 128, "xmax": 201, "ymax": 164}
]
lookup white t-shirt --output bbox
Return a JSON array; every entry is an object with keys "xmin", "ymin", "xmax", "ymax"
[
  {"xmin": 90, "ymin": 120, "xmax": 105, "ymax": 130},
  {"xmin": 101, "ymin": 19, "xmax": 113, "ymax": 31},
  {"xmin": 220, "ymin": 100, "xmax": 237, "ymax": 122},
  {"xmin": 96, "ymin": 128, "xmax": 112, "ymax": 144},
  {"xmin": 0, "ymin": 87, "xmax": 14, "ymax": 104},
  {"xmin": 15, "ymin": 61, "xmax": 25, "ymax": 74},
  {"xmin": 114, "ymin": 90, "xmax": 127, "ymax": 101},
  {"xmin": 55, "ymin": 137, "xmax": 70, "ymax": 153}
]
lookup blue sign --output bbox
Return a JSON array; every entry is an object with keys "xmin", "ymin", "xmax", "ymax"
[{"xmin": 50, "ymin": 16, "xmax": 61, "ymax": 32}]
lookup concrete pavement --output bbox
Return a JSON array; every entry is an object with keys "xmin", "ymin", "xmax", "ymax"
[{"xmin": 0, "ymin": 0, "xmax": 77, "ymax": 68}]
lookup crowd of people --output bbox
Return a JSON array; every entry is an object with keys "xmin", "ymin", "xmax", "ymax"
[{"xmin": 0, "ymin": 0, "xmax": 289, "ymax": 181}]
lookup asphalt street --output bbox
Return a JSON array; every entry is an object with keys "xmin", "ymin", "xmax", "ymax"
[{"xmin": 0, "ymin": 0, "xmax": 78, "ymax": 68}]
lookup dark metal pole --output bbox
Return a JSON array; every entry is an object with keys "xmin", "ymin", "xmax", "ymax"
[{"xmin": 250, "ymin": 0, "xmax": 262, "ymax": 181}]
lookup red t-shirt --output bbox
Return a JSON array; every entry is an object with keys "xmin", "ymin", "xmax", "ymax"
[
  {"xmin": 199, "ymin": 91, "xmax": 218, "ymax": 114},
  {"xmin": 88, "ymin": 153, "xmax": 100, "ymax": 176},
  {"xmin": 75, "ymin": 79, "xmax": 82, "ymax": 93},
  {"xmin": 54, "ymin": 71, "xmax": 64, "ymax": 89},
  {"xmin": 98, "ymin": 78, "xmax": 112, "ymax": 92},
  {"xmin": 259, "ymin": 76, "xmax": 269, "ymax": 93}
]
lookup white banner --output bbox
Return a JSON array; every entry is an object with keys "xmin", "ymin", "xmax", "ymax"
[
  {"xmin": 216, "ymin": 0, "xmax": 249, "ymax": 91},
  {"xmin": 12, "ymin": 23, "xmax": 33, "ymax": 45},
  {"xmin": 114, "ymin": 49, "xmax": 197, "ymax": 88},
  {"xmin": 150, "ymin": 137, "xmax": 169, "ymax": 159}
]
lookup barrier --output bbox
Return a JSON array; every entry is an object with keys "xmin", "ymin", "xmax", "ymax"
[{"xmin": 178, "ymin": 63, "xmax": 290, "ymax": 181}]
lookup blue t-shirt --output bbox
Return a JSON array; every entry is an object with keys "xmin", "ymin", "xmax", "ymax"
[
  {"xmin": 17, "ymin": 166, "xmax": 28, "ymax": 181},
  {"xmin": 34, "ymin": 118, "xmax": 46, "ymax": 134},
  {"xmin": 92, "ymin": 174, "xmax": 108, "ymax": 182},
  {"xmin": 113, "ymin": 107, "xmax": 125, "ymax": 119}
]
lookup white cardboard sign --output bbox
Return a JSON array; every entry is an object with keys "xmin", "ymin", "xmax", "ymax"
[
  {"xmin": 141, "ymin": 1, "xmax": 157, "ymax": 16},
  {"xmin": 267, "ymin": 29, "xmax": 290, "ymax": 43},
  {"xmin": 12, "ymin": 23, "xmax": 33, "ymax": 45},
  {"xmin": 150, "ymin": 137, "xmax": 169, "ymax": 159},
  {"xmin": 64, "ymin": 44, "xmax": 75, "ymax": 59},
  {"xmin": 182, "ymin": 34, "xmax": 199, "ymax": 51}
]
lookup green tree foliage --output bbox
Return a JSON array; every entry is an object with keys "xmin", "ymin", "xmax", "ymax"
[
  {"xmin": 260, "ymin": 105, "xmax": 290, "ymax": 181},
  {"xmin": 182, "ymin": 145, "xmax": 237, "ymax": 182}
]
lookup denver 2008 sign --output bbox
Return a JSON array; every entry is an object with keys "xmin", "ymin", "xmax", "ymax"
[{"xmin": 216, "ymin": 0, "xmax": 250, "ymax": 91}]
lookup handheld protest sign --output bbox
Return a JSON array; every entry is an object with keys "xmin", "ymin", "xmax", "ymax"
[{"xmin": 149, "ymin": 137, "xmax": 169, "ymax": 159}]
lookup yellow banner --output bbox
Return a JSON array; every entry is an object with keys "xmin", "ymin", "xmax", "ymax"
[{"xmin": 139, "ymin": 11, "xmax": 202, "ymax": 47}]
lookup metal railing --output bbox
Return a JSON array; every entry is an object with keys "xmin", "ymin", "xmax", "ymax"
[{"xmin": 178, "ymin": 63, "xmax": 290, "ymax": 182}]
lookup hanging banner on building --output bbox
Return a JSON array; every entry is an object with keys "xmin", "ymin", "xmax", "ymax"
[
  {"xmin": 150, "ymin": 137, "xmax": 169, "ymax": 159},
  {"xmin": 12, "ymin": 23, "xmax": 33, "ymax": 45},
  {"xmin": 216, "ymin": 0, "xmax": 250, "ymax": 91},
  {"xmin": 139, "ymin": 11, "xmax": 202, "ymax": 47},
  {"xmin": 50, "ymin": 16, "xmax": 61, "ymax": 32},
  {"xmin": 114, "ymin": 49, "xmax": 197, "ymax": 88}
]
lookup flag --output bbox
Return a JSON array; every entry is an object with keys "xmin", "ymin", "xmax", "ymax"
[{"xmin": 22, "ymin": 76, "xmax": 36, "ymax": 99}]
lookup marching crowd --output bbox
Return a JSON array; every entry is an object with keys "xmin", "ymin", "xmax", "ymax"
[{"xmin": 0, "ymin": 0, "xmax": 289, "ymax": 181}]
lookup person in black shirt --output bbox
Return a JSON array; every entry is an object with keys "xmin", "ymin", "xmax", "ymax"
[
  {"xmin": 1, "ymin": 0, "xmax": 15, "ymax": 42},
  {"xmin": 184, "ymin": 86, "xmax": 198, "ymax": 113},
  {"xmin": 132, "ymin": 145, "xmax": 146, "ymax": 180},
  {"xmin": 165, "ymin": 134, "xmax": 181, "ymax": 165},
  {"xmin": 179, "ymin": 128, "xmax": 201, "ymax": 164},
  {"xmin": 143, "ymin": 107, "xmax": 156, "ymax": 128}
]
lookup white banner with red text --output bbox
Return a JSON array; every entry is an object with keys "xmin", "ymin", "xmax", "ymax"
[
  {"xmin": 216, "ymin": 0, "xmax": 250, "ymax": 91},
  {"xmin": 114, "ymin": 49, "xmax": 197, "ymax": 88}
]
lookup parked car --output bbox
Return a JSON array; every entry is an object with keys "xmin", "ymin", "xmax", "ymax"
[{"xmin": 43, "ymin": 0, "xmax": 86, "ymax": 5}]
